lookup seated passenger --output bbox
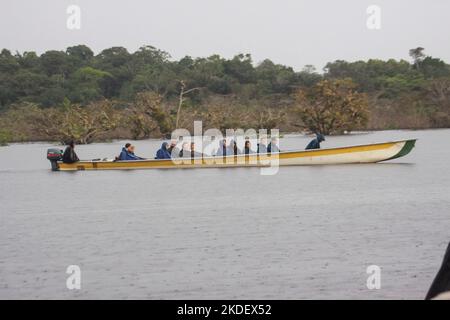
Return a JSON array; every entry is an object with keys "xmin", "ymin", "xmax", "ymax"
[
  {"xmin": 178, "ymin": 142, "xmax": 189, "ymax": 158},
  {"xmin": 216, "ymin": 139, "xmax": 231, "ymax": 156},
  {"xmin": 62, "ymin": 140, "xmax": 80, "ymax": 164},
  {"xmin": 190, "ymin": 142, "xmax": 203, "ymax": 158},
  {"xmin": 230, "ymin": 139, "xmax": 240, "ymax": 155},
  {"xmin": 155, "ymin": 142, "xmax": 172, "ymax": 159},
  {"xmin": 305, "ymin": 133, "xmax": 325, "ymax": 150},
  {"xmin": 119, "ymin": 143, "xmax": 144, "ymax": 160},
  {"xmin": 267, "ymin": 137, "xmax": 280, "ymax": 153},
  {"xmin": 168, "ymin": 140, "xmax": 179, "ymax": 157},
  {"xmin": 244, "ymin": 140, "xmax": 254, "ymax": 155},
  {"xmin": 257, "ymin": 137, "xmax": 268, "ymax": 154}
]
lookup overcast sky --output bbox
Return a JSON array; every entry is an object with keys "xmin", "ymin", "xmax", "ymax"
[{"xmin": 1, "ymin": 0, "xmax": 449, "ymax": 71}]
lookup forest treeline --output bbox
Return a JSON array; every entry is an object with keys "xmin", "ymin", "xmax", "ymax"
[{"xmin": 1, "ymin": 45, "xmax": 450, "ymax": 145}]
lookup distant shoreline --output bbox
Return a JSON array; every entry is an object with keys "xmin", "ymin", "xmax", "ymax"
[{"xmin": 3, "ymin": 128, "xmax": 449, "ymax": 147}]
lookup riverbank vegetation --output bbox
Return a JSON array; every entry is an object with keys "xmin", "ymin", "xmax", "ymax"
[{"xmin": 0, "ymin": 45, "xmax": 449, "ymax": 144}]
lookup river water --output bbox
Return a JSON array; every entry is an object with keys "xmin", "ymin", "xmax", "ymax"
[{"xmin": 0, "ymin": 129, "xmax": 449, "ymax": 299}]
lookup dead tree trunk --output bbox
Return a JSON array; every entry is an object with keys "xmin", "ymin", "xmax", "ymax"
[{"xmin": 175, "ymin": 80, "xmax": 202, "ymax": 129}]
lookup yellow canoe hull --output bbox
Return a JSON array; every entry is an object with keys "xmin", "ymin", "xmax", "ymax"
[{"xmin": 54, "ymin": 139, "xmax": 416, "ymax": 171}]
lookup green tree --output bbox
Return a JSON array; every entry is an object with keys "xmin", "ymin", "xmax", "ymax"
[
  {"xmin": 297, "ymin": 65, "xmax": 322, "ymax": 87},
  {"xmin": 224, "ymin": 54, "xmax": 256, "ymax": 84},
  {"xmin": 409, "ymin": 47, "xmax": 425, "ymax": 69},
  {"xmin": 0, "ymin": 49, "xmax": 20, "ymax": 107},
  {"xmin": 420, "ymin": 57, "xmax": 450, "ymax": 79},
  {"xmin": 16, "ymin": 51, "xmax": 40, "ymax": 70},
  {"xmin": 94, "ymin": 47, "xmax": 132, "ymax": 98},
  {"xmin": 39, "ymin": 50, "xmax": 71, "ymax": 77},
  {"xmin": 68, "ymin": 67, "xmax": 112, "ymax": 103},
  {"xmin": 256, "ymin": 59, "xmax": 296, "ymax": 94},
  {"xmin": 66, "ymin": 45, "xmax": 94, "ymax": 71},
  {"xmin": 66, "ymin": 45, "xmax": 94, "ymax": 62}
]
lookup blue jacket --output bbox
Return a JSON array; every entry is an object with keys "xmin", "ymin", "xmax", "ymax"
[
  {"xmin": 119, "ymin": 147, "xmax": 143, "ymax": 160},
  {"xmin": 305, "ymin": 134, "xmax": 325, "ymax": 150},
  {"xmin": 155, "ymin": 142, "xmax": 172, "ymax": 159}
]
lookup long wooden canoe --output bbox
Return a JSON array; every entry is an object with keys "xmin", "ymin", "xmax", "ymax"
[{"xmin": 50, "ymin": 139, "xmax": 416, "ymax": 171}]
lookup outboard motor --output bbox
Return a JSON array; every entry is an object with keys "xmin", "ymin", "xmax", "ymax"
[{"xmin": 47, "ymin": 148, "xmax": 63, "ymax": 171}]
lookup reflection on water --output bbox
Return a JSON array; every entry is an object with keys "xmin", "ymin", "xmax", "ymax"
[{"xmin": 0, "ymin": 130, "xmax": 449, "ymax": 299}]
